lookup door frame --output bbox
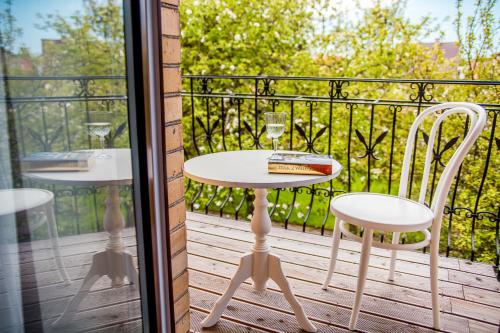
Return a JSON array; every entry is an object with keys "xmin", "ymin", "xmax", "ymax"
[{"xmin": 124, "ymin": 0, "xmax": 175, "ymax": 331}]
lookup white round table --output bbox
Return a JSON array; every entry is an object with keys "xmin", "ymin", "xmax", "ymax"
[
  {"xmin": 25, "ymin": 148, "xmax": 138, "ymax": 327},
  {"xmin": 185, "ymin": 150, "xmax": 342, "ymax": 332}
]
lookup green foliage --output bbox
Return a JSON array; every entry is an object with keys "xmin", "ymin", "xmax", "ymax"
[
  {"xmin": 180, "ymin": 0, "xmax": 318, "ymax": 76},
  {"xmin": 455, "ymin": 0, "xmax": 498, "ymax": 79}
]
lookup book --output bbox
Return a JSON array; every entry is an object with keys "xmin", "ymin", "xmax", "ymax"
[
  {"xmin": 21, "ymin": 151, "xmax": 96, "ymax": 172},
  {"xmin": 267, "ymin": 152, "xmax": 334, "ymax": 175}
]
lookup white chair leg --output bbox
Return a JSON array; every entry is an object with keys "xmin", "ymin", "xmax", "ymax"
[
  {"xmin": 46, "ymin": 204, "xmax": 71, "ymax": 284},
  {"xmin": 430, "ymin": 247, "xmax": 441, "ymax": 330},
  {"xmin": 349, "ymin": 228, "xmax": 373, "ymax": 331},
  {"xmin": 388, "ymin": 232, "xmax": 400, "ymax": 281},
  {"xmin": 322, "ymin": 218, "xmax": 342, "ymax": 290}
]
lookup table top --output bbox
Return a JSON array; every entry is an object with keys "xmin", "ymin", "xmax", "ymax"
[
  {"xmin": 0, "ymin": 188, "xmax": 53, "ymax": 216},
  {"xmin": 25, "ymin": 149, "xmax": 132, "ymax": 186},
  {"xmin": 184, "ymin": 150, "xmax": 341, "ymax": 189}
]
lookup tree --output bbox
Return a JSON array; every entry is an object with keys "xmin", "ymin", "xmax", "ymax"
[
  {"xmin": 455, "ymin": 0, "xmax": 498, "ymax": 80},
  {"xmin": 180, "ymin": 0, "xmax": 319, "ymax": 76},
  {"xmin": 36, "ymin": 0, "xmax": 125, "ymax": 76}
]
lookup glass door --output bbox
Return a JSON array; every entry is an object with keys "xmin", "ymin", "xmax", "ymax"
[{"xmin": 0, "ymin": 0, "xmax": 164, "ymax": 331}]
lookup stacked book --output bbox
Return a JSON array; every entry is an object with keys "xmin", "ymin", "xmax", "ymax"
[
  {"xmin": 268, "ymin": 152, "xmax": 334, "ymax": 175},
  {"xmin": 21, "ymin": 151, "xmax": 96, "ymax": 172}
]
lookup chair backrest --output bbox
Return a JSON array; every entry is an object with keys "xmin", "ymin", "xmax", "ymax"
[{"xmin": 398, "ymin": 102, "xmax": 487, "ymax": 228}]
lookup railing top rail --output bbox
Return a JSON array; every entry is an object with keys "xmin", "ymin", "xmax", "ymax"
[
  {"xmin": 182, "ymin": 74, "xmax": 500, "ymax": 85},
  {"xmin": 180, "ymin": 91, "xmax": 500, "ymax": 110}
]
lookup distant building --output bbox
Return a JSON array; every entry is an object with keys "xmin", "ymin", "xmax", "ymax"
[
  {"xmin": 421, "ymin": 40, "xmax": 462, "ymax": 77},
  {"xmin": 41, "ymin": 39, "xmax": 64, "ymax": 56},
  {"xmin": 421, "ymin": 40, "xmax": 460, "ymax": 59}
]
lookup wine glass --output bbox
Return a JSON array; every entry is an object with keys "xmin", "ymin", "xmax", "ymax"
[
  {"xmin": 85, "ymin": 111, "xmax": 112, "ymax": 159},
  {"xmin": 264, "ymin": 112, "xmax": 286, "ymax": 153}
]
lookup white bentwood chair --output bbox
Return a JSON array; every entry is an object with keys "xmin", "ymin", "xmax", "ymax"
[
  {"xmin": 0, "ymin": 188, "xmax": 71, "ymax": 328},
  {"xmin": 321, "ymin": 102, "xmax": 486, "ymax": 330},
  {"xmin": 0, "ymin": 188, "xmax": 71, "ymax": 283}
]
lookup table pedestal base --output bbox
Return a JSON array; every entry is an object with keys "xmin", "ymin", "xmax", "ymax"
[
  {"xmin": 201, "ymin": 189, "xmax": 317, "ymax": 333},
  {"xmin": 52, "ymin": 249, "xmax": 138, "ymax": 327},
  {"xmin": 52, "ymin": 185, "xmax": 138, "ymax": 328}
]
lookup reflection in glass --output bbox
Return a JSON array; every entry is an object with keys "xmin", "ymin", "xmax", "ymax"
[
  {"xmin": 86, "ymin": 111, "xmax": 113, "ymax": 158},
  {"xmin": 0, "ymin": 0, "xmax": 142, "ymax": 331}
]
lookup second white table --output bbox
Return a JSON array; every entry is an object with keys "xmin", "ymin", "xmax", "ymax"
[{"xmin": 185, "ymin": 150, "xmax": 342, "ymax": 332}]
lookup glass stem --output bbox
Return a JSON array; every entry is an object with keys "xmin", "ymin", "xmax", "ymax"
[
  {"xmin": 272, "ymin": 138, "xmax": 278, "ymax": 152},
  {"xmin": 100, "ymin": 136, "xmax": 106, "ymax": 152}
]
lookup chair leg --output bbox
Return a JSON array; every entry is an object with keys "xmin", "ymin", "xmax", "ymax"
[
  {"xmin": 430, "ymin": 247, "xmax": 441, "ymax": 330},
  {"xmin": 349, "ymin": 228, "xmax": 373, "ymax": 331},
  {"xmin": 388, "ymin": 232, "xmax": 400, "ymax": 281},
  {"xmin": 46, "ymin": 204, "xmax": 71, "ymax": 284},
  {"xmin": 322, "ymin": 218, "xmax": 342, "ymax": 290}
]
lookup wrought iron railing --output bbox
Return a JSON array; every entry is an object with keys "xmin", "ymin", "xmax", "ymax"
[
  {"xmin": 1, "ymin": 75, "xmax": 498, "ymax": 272},
  {"xmin": 182, "ymin": 75, "xmax": 499, "ymax": 270}
]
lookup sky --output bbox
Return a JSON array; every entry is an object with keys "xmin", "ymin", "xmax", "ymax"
[{"xmin": 3, "ymin": 0, "xmax": 498, "ymax": 55}]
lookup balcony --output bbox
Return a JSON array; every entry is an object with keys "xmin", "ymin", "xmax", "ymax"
[{"xmin": 1, "ymin": 75, "xmax": 499, "ymax": 332}]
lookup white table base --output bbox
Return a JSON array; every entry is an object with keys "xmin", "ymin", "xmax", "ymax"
[
  {"xmin": 200, "ymin": 189, "xmax": 317, "ymax": 332},
  {"xmin": 52, "ymin": 185, "xmax": 138, "ymax": 327}
]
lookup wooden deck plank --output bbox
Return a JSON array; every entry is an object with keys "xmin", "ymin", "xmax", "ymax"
[
  {"xmin": 190, "ymin": 309, "xmax": 269, "ymax": 333},
  {"xmin": 468, "ymin": 320, "xmax": 500, "ymax": 333},
  {"xmin": 458, "ymin": 260, "xmax": 497, "ymax": 278},
  {"xmin": 463, "ymin": 285, "xmax": 500, "ymax": 308}
]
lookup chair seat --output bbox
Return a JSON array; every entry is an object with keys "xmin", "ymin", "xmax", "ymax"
[
  {"xmin": 331, "ymin": 193, "xmax": 434, "ymax": 232},
  {"xmin": 0, "ymin": 189, "xmax": 53, "ymax": 217}
]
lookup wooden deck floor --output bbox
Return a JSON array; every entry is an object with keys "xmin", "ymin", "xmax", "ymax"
[
  {"xmin": 2, "ymin": 212, "xmax": 499, "ymax": 332},
  {"xmin": 187, "ymin": 213, "xmax": 500, "ymax": 333}
]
